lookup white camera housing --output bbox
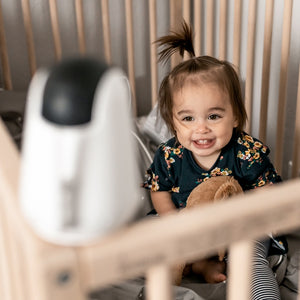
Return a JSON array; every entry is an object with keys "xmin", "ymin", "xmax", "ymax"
[{"xmin": 19, "ymin": 58, "xmax": 141, "ymax": 245}]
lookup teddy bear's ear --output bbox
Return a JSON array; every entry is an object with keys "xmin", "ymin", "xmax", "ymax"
[{"xmin": 214, "ymin": 181, "xmax": 242, "ymax": 201}]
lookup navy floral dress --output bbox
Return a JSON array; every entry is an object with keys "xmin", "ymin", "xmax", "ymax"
[{"xmin": 143, "ymin": 131, "xmax": 282, "ymax": 209}]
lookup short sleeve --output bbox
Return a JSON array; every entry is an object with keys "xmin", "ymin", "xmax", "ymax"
[
  {"xmin": 142, "ymin": 140, "xmax": 180, "ymax": 192},
  {"xmin": 236, "ymin": 133, "xmax": 282, "ymax": 190}
]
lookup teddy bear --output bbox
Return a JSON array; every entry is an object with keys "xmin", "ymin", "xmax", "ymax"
[{"xmin": 172, "ymin": 175, "xmax": 243, "ymax": 286}]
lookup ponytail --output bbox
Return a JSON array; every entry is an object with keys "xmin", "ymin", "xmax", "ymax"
[{"xmin": 155, "ymin": 20, "xmax": 195, "ymax": 63}]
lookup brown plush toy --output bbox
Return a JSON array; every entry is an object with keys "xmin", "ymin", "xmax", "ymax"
[{"xmin": 173, "ymin": 175, "xmax": 243, "ymax": 286}]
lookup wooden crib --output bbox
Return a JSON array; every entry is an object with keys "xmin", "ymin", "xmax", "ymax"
[{"xmin": 0, "ymin": 1, "xmax": 300, "ymax": 299}]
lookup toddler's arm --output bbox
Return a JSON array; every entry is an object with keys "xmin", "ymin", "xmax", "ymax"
[{"xmin": 151, "ymin": 191, "xmax": 176, "ymax": 215}]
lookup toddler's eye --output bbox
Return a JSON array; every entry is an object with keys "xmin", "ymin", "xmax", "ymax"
[
  {"xmin": 208, "ymin": 114, "xmax": 221, "ymax": 120},
  {"xmin": 182, "ymin": 116, "xmax": 194, "ymax": 121}
]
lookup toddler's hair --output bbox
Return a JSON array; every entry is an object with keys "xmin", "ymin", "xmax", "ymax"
[{"xmin": 155, "ymin": 21, "xmax": 247, "ymax": 135}]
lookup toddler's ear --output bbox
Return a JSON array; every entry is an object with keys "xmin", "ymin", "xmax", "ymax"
[{"xmin": 233, "ymin": 116, "xmax": 239, "ymax": 128}]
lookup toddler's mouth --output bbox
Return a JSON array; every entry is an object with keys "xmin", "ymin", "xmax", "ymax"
[
  {"xmin": 195, "ymin": 139, "xmax": 211, "ymax": 145},
  {"xmin": 193, "ymin": 138, "xmax": 215, "ymax": 148}
]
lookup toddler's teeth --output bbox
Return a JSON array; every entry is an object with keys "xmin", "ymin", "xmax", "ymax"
[{"xmin": 196, "ymin": 139, "xmax": 209, "ymax": 144}]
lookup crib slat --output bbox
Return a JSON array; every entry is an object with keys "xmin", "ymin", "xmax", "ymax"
[
  {"xmin": 183, "ymin": 0, "xmax": 190, "ymax": 25},
  {"xmin": 205, "ymin": 0, "xmax": 214, "ymax": 56},
  {"xmin": 219, "ymin": 0, "xmax": 227, "ymax": 60},
  {"xmin": 275, "ymin": 0, "xmax": 293, "ymax": 174},
  {"xmin": 232, "ymin": 0, "xmax": 242, "ymax": 70},
  {"xmin": 244, "ymin": 0, "xmax": 257, "ymax": 133},
  {"xmin": 48, "ymin": 0, "xmax": 62, "ymax": 61},
  {"xmin": 0, "ymin": 1, "xmax": 12, "ymax": 90},
  {"xmin": 149, "ymin": 0, "xmax": 158, "ymax": 108},
  {"xmin": 101, "ymin": 0, "xmax": 112, "ymax": 64},
  {"xmin": 298, "ymin": 275, "xmax": 300, "ymax": 300},
  {"xmin": 228, "ymin": 241, "xmax": 253, "ymax": 300},
  {"xmin": 0, "ymin": 201, "xmax": 14, "ymax": 300},
  {"xmin": 292, "ymin": 63, "xmax": 300, "ymax": 178},
  {"xmin": 36, "ymin": 247, "xmax": 86, "ymax": 300},
  {"xmin": 19, "ymin": 238, "xmax": 86, "ymax": 300},
  {"xmin": 170, "ymin": 0, "xmax": 182, "ymax": 68},
  {"xmin": 227, "ymin": 241, "xmax": 253, "ymax": 300},
  {"xmin": 259, "ymin": 0, "xmax": 274, "ymax": 143},
  {"xmin": 0, "ymin": 121, "xmax": 25, "ymax": 300},
  {"xmin": 75, "ymin": 0, "xmax": 86, "ymax": 55},
  {"xmin": 2, "ymin": 210, "xmax": 28, "ymax": 300},
  {"xmin": 182, "ymin": 0, "xmax": 191, "ymax": 61},
  {"xmin": 125, "ymin": 0, "xmax": 137, "ymax": 116},
  {"xmin": 146, "ymin": 264, "xmax": 172, "ymax": 300},
  {"xmin": 21, "ymin": 0, "xmax": 37, "ymax": 76},
  {"xmin": 193, "ymin": 0, "xmax": 202, "ymax": 57}
]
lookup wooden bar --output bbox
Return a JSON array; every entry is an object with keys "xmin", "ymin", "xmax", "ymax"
[
  {"xmin": 75, "ymin": 0, "xmax": 86, "ymax": 55},
  {"xmin": 298, "ymin": 268, "xmax": 300, "ymax": 300},
  {"xmin": 19, "ymin": 238, "xmax": 86, "ymax": 300},
  {"xmin": 74, "ymin": 178, "xmax": 300, "ymax": 291},
  {"xmin": 0, "ymin": 121, "xmax": 25, "ymax": 300},
  {"xmin": 125, "ymin": 0, "xmax": 137, "ymax": 116},
  {"xmin": 33, "ymin": 247, "xmax": 86, "ymax": 300},
  {"xmin": 227, "ymin": 241, "xmax": 253, "ymax": 300},
  {"xmin": 182, "ymin": 0, "xmax": 190, "ymax": 24},
  {"xmin": 0, "ymin": 0, "xmax": 12, "ymax": 90},
  {"xmin": 6, "ymin": 217, "xmax": 26, "ymax": 300},
  {"xmin": 149, "ymin": 0, "xmax": 158, "ymax": 108},
  {"xmin": 21, "ymin": 0, "xmax": 37, "ymax": 76},
  {"xmin": 193, "ymin": 0, "xmax": 202, "ymax": 56},
  {"xmin": 275, "ymin": 0, "xmax": 293, "ymax": 174},
  {"xmin": 205, "ymin": 0, "xmax": 214, "ymax": 56},
  {"xmin": 292, "ymin": 62, "xmax": 300, "ymax": 178},
  {"xmin": 232, "ymin": 0, "xmax": 242, "ymax": 70},
  {"xmin": 101, "ymin": 0, "xmax": 112, "ymax": 64},
  {"xmin": 170, "ymin": 0, "xmax": 182, "ymax": 68},
  {"xmin": 244, "ymin": 0, "xmax": 257, "ymax": 133},
  {"xmin": 182, "ymin": 0, "xmax": 191, "ymax": 61},
  {"xmin": 0, "ymin": 199, "xmax": 14, "ymax": 300},
  {"xmin": 48, "ymin": 0, "xmax": 62, "ymax": 61},
  {"xmin": 219, "ymin": 0, "xmax": 227, "ymax": 60},
  {"xmin": 259, "ymin": 0, "xmax": 274, "ymax": 142},
  {"xmin": 146, "ymin": 264, "xmax": 172, "ymax": 300}
]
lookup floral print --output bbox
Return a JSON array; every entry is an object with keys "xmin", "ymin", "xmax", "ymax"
[
  {"xmin": 172, "ymin": 186, "xmax": 180, "ymax": 193},
  {"xmin": 237, "ymin": 133, "xmax": 268, "ymax": 169},
  {"xmin": 143, "ymin": 143, "xmax": 184, "ymax": 192},
  {"xmin": 143, "ymin": 133, "xmax": 281, "ymax": 208},
  {"xmin": 251, "ymin": 168, "xmax": 279, "ymax": 188},
  {"xmin": 197, "ymin": 167, "xmax": 233, "ymax": 184},
  {"xmin": 142, "ymin": 170, "xmax": 160, "ymax": 191},
  {"xmin": 162, "ymin": 144, "xmax": 183, "ymax": 170}
]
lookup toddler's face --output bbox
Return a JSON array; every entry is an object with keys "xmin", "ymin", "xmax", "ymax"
[{"xmin": 172, "ymin": 82, "xmax": 238, "ymax": 170}]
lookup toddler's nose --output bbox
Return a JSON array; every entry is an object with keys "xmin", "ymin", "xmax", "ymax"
[{"xmin": 194, "ymin": 121, "xmax": 210, "ymax": 134}]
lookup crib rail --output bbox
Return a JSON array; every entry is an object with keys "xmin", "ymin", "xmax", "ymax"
[{"xmin": 75, "ymin": 179, "xmax": 300, "ymax": 299}]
